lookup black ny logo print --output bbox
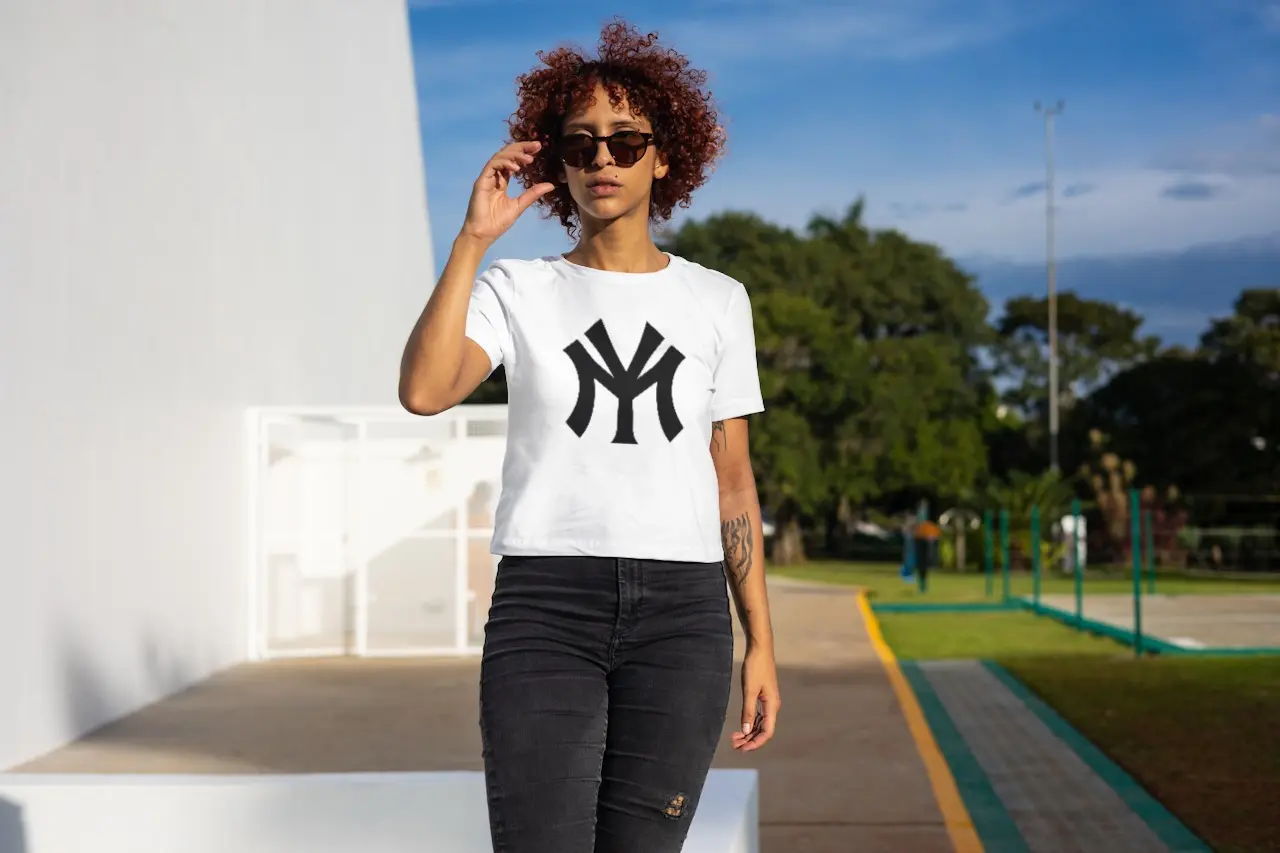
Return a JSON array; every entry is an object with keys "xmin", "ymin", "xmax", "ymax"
[{"xmin": 563, "ymin": 320, "xmax": 685, "ymax": 444}]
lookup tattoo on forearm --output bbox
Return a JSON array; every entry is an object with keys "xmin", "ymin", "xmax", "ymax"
[
  {"xmin": 721, "ymin": 512, "xmax": 754, "ymax": 585},
  {"xmin": 711, "ymin": 420, "xmax": 726, "ymax": 452}
]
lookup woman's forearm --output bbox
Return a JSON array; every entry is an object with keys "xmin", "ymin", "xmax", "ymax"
[
  {"xmin": 719, "ymin": 484, "xmax": 774, "ymax": 651},
  {"xmin": 398, "ymin": 233, "xmax": 488, "ymax": 414}
]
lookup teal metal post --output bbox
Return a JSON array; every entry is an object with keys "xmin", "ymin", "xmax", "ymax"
[
  {"xmin": 1031, "ymin": 504, "xmax": 1042, "ymax": 611},
  {"xmin": 1130, "ymin": 489, "xmax": 1143, "ymax": 656},
  {"xmin": 916, "ymin": 501, "xmax": 928, "ymax": 593},
  {"xmin": 983, "ymin": 509, "xmax": 994, "ymax": 598},
  {"xmin": 1144, "ymin": 510, "xmax": 1155, "ymax": 595},
  {"xmin": 1071, "ymin": 498, "xmax": 1083, "ymax": 626},
  {"xmin": 999, "ymin": 508, "xmax": 1010, "ymax": 603}
]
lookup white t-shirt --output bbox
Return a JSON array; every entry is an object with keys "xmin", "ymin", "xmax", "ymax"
[{"xmin": 464, "ymin": 252, "xmax": 764, "ymax": 563}]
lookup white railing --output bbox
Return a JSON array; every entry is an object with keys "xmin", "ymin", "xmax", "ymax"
[{"xmin": 245, "ymin": 405, "xmax": 509, "ymax": 659}]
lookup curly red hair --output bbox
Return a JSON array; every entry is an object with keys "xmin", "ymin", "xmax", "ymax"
[{"xmin": 507, "ymin": 19, "xmax": 725, "ymax": 237}]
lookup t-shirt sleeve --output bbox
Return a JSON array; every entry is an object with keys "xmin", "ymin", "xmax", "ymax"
[
  {"xmin": 710, "ymin": 282, "xmax": 765, "ymax": 421},
  {"xmin": 464, "ymin": 264, "xmax": 511, "ymax": 378}
]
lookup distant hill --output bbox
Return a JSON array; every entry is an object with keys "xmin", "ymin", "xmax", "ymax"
[{"xmin": 960, "ymin": 232, "xmax": 1280, "ymax": 346}]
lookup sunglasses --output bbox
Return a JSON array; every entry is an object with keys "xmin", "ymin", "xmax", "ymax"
[{"xmin": 555, "ymin": 130, "xmax": 657, "ymax": 169}]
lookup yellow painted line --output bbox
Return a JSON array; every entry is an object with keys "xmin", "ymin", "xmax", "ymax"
[{"xmin": 856, "ymin": 590, "xmax": 984, "ymax": 853}]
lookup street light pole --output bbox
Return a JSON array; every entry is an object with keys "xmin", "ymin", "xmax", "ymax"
[{"xmin": 1035, "ymin": 99, "xmax": 1064, "ymax": 473}]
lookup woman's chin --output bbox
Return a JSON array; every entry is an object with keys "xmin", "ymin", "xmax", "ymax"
[{"xmin": 576, "ymin": 196, "xmax": 639, "ymax": 224}]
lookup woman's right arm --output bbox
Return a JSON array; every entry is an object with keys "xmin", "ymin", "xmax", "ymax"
[
  {"xmin": 398, "ymin": 140, "xmax": 554, "ymax": 416},
  {"xmin": 398, "ymin": 234, "xmax": 494, "ymax": 415}
]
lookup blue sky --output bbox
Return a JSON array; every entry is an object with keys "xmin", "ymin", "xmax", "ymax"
[{"xmin": 407, "ymin": 0, "xmax": 1280, "ymax": 336}]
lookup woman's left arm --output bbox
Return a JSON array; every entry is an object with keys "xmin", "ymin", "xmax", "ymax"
[{"xmin": 710, "ymin": 416, "xmax": 780, "ymax": 752}]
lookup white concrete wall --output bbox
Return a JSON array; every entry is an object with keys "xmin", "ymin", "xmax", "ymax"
[{"xmin": 0, "ymin": 0, "xmax": 433, "ymax": 770}]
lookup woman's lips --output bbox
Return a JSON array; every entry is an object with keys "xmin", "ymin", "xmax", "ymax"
[{"xmin": 588, "ymin": 181, "xmax": 621, "ymax": 196}]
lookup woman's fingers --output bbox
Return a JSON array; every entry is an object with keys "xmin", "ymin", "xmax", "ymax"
[
  {"xmin": 746, "ymin": 693, "xmax": 778, "ymax": 751},
  {"xmin": 731, "ymin": 684, "xmax": 779, "ymax": 752},
  {"xmin": 514, "ymin": 182, "xmax": 556, "ymax": 211},
  {"xmin": 460, "ymin": 140, "xmax": 549, "ymax": 241},
  {"xmin": 477, "ymin": 143, "xmax": 539, "ymax": 187}
]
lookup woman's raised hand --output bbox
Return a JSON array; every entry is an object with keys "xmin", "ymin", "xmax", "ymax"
[{"xmin": 459, "ymin": 141, "xmax": 556, "ymax": 246}]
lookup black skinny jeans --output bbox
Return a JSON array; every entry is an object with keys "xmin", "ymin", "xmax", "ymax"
[{"xmin": 478, "ymin": 555, "xmax": 735, "ymax": 852}]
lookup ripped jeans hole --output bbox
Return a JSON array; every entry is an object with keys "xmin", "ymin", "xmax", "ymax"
[{"xmin": 661, "ymin": 793, "xmax": 687, "ymax": 819}]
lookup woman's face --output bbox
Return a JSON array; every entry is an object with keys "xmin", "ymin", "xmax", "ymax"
[{"xmin": 555, "ymin": 82, "xmax": 668, "ymax": 228}]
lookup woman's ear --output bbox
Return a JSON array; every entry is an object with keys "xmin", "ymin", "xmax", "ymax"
[{"xmin": 653, "ymin": 149, "xmax": 670, "ymax": 180}]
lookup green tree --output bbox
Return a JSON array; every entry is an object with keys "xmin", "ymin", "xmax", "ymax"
[
  {"xmin": 1200, "ymin": 287, "xmax": 1280, "ymax": 381},
  {"xmin": 1058, "ymin": 290, "xmax": 1278, "ymax": 500},
  {"xmin": 1066, "ymin": 329, "xmax": 1277, "ymax": 499},
  {"xmin": 993, "ymin": 292, "xmax": 1160, "ymax": 423},
  {"xmin": 660, "ymin": 212, "xmax": 836, "ymax": 562},
  {"xmin": 663, "ymin": 200, "xmax": 994, "ymax": 563},
  {"xmin": 1198, "ymin": 288, "xmax": 1279, "ymax": 491}
]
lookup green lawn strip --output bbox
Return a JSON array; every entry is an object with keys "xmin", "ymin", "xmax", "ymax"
[
  {"xmin": 1000, "ymin": 656, "xmax": 1280, "ymax": 853},
  {"xmin": 876, "ymin": 611, "xmax": 1124, "ymax": 661},
  {"xmin": 986, "ymin": 661, "xmax": 1213, "ymax": 853},
  {"xmin": 771, "ymin": 560, "xmax": 1280, "ymax": 604}
]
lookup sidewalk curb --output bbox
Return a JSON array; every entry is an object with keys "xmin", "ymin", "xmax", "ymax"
[
  {"xmin": 899, "ymin": 662, "xmax": 1030, "ymax": 852},
  {"xmin": 856, "ymin": 590, "xmax": 984, "ymax": 853}
]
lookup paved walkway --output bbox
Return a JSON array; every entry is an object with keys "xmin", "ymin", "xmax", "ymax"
[
  {"xmin": 906, "ymin": 660, "xmax": 1211, "ymax": 853},
  {"xmin": 11, "ymin": 578, "xmax": 960, "ymax": 853},
  {"xmin": 1037, "ymin": 592, "xmax": 1280, "ymax": 650}
]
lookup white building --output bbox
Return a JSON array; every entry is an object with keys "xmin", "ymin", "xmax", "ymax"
[{"xmin": 0, "ymin": 0, "xmax": 444, "ymax": 771}]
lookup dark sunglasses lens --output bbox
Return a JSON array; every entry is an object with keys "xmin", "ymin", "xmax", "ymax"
[
  {"xmin": 558, "ymin": 135, "xmax": 595, "ymax": 168},
  {"xmin": 608, "ymin": 131, "xmax": 648, "ymax": 165},
  {"xmin": 558, "ymin": 132, "xmax": 650, "ymax": 168}
]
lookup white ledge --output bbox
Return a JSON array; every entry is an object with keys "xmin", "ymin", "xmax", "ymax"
[{"xmin": 0, "ymin": 769, "xmax": 758, "ymax": 853}]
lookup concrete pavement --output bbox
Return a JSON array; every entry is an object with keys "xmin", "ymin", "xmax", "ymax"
[{"xmin": 12, "ymin": 577, "xmax": 965, "ymax": 852}]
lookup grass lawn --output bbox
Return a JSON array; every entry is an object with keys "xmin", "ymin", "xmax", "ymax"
[
  {"xmin": 772, "ymin": 560, "xmax": 1280, "ymax": 603},
  {"xmin": 1004, "ymin": 656, "xmax": 1280, "ymax": 853},
  {"xmin": 878, "ymin": 611, "xmax": 1125, "ymax": 660},
  {"xmin": 778, "ymin": 560, "xmax": 1280, "ymax": 851}
]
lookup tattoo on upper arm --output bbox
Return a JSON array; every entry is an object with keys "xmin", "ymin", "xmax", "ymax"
[
  {"xmin": 711, "ymin": 420, "xmax": 727, "ymax": 452},
  {"xmin": 721, "ymin": 512, "xmax": 753, "ymax": 585}
]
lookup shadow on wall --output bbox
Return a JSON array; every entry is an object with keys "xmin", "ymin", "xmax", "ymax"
[
  {"xmin": 0, "ymin": 796, "xmax": 26, "ymax": 853},
  {"xmin": 8, "ymin": 620, "xmax": 220, "ymax": 772},
  {"xmin": 63, "ymin": 622, "xmax": 208, "ymax": 736}
]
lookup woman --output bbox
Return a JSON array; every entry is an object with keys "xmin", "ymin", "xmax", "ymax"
[{"xmin": 398, "ymin": 19, "xmax": 780, "ymax": 852}]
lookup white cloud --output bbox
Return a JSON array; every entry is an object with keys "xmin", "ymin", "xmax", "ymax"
[
  {"xmin": 411, "ymin": 0, "xmax": 1046, "ymax": 126},
  {"xmin": 662, "ymin": 0, "xmax": 1030, "ymax": 63},
  {"xmin": 677, "ymin": 157, "xmax": 1280, "ymax": 263},
  {"xmin": 885, "ymin": 170, "xmax": 1280, "ymax": 261},
  {"xmin": 410, "ymin": 2, "xmax": 1276, "ymax": 269},
  {"xmin": 425, "ymin": 159, "xmax": 1280, "ymax": 276},
  {"xmin": 413, "ymin": 34, "xmax": 585, "ymax": 128},
  {"xmin": 1153, "ymin": 113, "xmax": 1280, "ymax": 176}
]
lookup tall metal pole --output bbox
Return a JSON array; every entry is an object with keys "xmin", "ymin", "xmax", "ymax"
[
  {"xmin": 1130, "ymin": 488, "xmax": 1143, "ymax": 656},
  {"xmin": 983, "ymin": 509, "xmax": 994, "ymax": 599},
  {"xmin": 1035, "ymin": 99, "xmax": 1064, "ymax": 472},
  {"xmin": 1071, "ymin": 498, "xmax": 1082, "ymax": 626}
]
